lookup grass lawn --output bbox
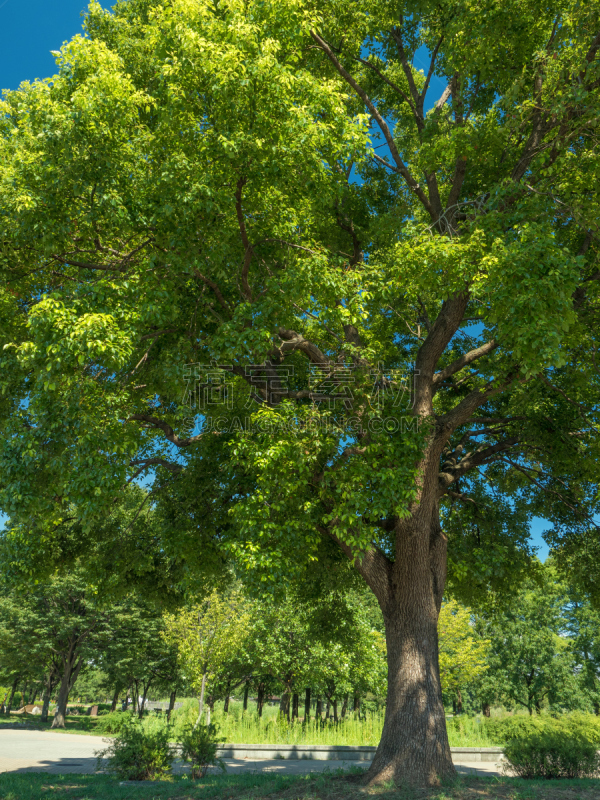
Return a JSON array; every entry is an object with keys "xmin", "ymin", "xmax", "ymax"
[
  {"xmin": 0, "ymin": 715, "xmax": 103, "ymax": 736},
  {"xmin": 0, "ymin": 705, "xmax": 496, "ymax": 747},
  {"xmin": 0, "ymin": 771, "xmax": 600, "ymax": 800}
]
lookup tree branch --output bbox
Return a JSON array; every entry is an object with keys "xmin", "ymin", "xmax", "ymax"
[
  {"xmin": 276, "ymin": 327, "xmax": 330, "ymax": 366},
  {"xmin": 311, "ymin": 29, "xmax": 435, "ymax": 219},
  {"xmin": 128, "ymin": 415, "xmax": 204, "ymax": 448},
  {"xmin": 432, "ymin": 339, "xmax": 497, "ymax": 392}
]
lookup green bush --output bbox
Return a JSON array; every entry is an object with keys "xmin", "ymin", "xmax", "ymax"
[
  {"xmin": 503, "ymin": 727, "xmax": 600, "ymax": 779},
  {"xmin": 179, "ymin": 722, "xmax": 226, "ymax": 779},
  {"xmin": 96, "ymin": 711, "xmax": 136, "ymax": 734},
  {"xmin": 96, "ymin": 717, "xmax": 174, "ymax": 781},
  {"xmin": 486, "ymin": 712, "xmax": 600, "ymax": 747}
]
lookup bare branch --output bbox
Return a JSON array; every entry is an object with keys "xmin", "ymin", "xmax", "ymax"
[
  {"xmin": 433, "ymin": 339, "xmax": 497, "ymax": 392},
  {"xmin": 311, "ymin": 29, "xmax": 435, "ymax": 220},
  {"xmin": 128, "ymin": 414, "xmax": 204, "ymax": 448},
  {"xmin": 126, "ymin": 457, "xmax": 184, "ymax": 485},
  {"xmin": 439, "ymin": 436, "xmax": 520, "ymax": 492},
  {"xmin": 276, "ymin": 327, "xmax": 330, "ymax": 366},
  {"xmin": 355, "ymin": 55, "xmax": 417, "ymax": 115}
]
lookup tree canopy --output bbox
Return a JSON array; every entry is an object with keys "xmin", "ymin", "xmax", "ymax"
[{"xmin": 0, "ymin": 0, "xmax": 599, "ymax": 785}]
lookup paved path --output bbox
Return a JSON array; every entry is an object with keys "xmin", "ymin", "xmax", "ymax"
[{"xmin": 0, "ymin": 729, "xmax": 502, "ymax": 778}]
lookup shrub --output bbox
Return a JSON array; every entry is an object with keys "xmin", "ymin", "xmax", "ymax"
[
  {"xmin": 503, "ymin": 727, "xmax": 600, "ymax": 779},
  {"xmin": 96, "ymin": 710, "xmax": 137, "ymax": 735},
  {"xmin": 96, "ymin": 717, "xmax": 174, "ymax": 781},
  {"xmin": 486, "ymin": 712, "xmax": 600, "ymax": 747},
  {"xmin": 179, "ymin": 722, "xmax": 226, "ymax": 779},
  {"xmin": 485, "ymin": 714, "xmax": 547, "ymax": 744}
]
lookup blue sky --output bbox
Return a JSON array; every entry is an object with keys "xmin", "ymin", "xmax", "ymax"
[
  {"xmin": 0, "ymin": 2, "xmax": 552, "ymax": 561},
  {"xmin": 0, "ymin": 1, "xmax": 101, "ymax": 92}
]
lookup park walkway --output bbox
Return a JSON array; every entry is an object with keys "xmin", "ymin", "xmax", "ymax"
[{"xmin": 0, "ymin": 728, "xmax": 503, "ymax": 777}]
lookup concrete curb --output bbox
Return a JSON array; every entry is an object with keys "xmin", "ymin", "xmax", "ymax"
[{"xmin": 214, "ymin": 744, "xmax": 504, "ymax": 762}]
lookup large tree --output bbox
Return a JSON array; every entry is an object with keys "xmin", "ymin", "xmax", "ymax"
[{"xmin": 0, "ymin": 0, "xmax": 599, "ymax": 785}]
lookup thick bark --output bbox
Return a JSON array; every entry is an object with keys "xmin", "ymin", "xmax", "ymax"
[
  {"xmin": 482, "ymin": 703, "xmax": 491, "ymax": 718},
  {"xmin": 167, "ymin": 690, "xmax": 177, "ymax": 721},
  {"xmin": 304, "ymin": 688, "xmax": 311, "ymax": 722},
  {"xmin": 292, "ymin": 692, "xmax": 299, "ymax": 720},
  {"xmin": 243, "ymin": 681, "xmax": 249, "ymax": 712},
  {"xmin": 353, "ymin": 694, "xmax": 360, "ymax": 715},
  {"xmin": 51, "ymin": 651, "xmax": 83, "ymax": 729},
  {"xmin": 223, "ymin": 682, "xmax": 232, "ymax": 713},
  {"xmin": 364, "ymin": 513, "xmax": 455, "ymax": 786},
  {"xmin": 332, "ymin": 699, "xmax": 338, "ymax": 722}
]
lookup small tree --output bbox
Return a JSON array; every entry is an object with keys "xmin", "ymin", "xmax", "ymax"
[
  {"xmin": 438, "ymin": 600, "xmax": 489, "ymax": 713},
  {"xmin": 163, "ymin": 589, "xmax": 250, "ymax": 728}
]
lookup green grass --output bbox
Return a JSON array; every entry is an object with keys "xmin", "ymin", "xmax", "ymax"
[
  {"xmin": 1, "ymin": 770, "xmax": 600, "ymax": 800},
  {"xmin": 0, "ymin": 702, "xmax": 496, "ymax": 747},
  {"xmin": 167, "ymin": 700, "xmax": 496, "ymax": 748},
  {"xmin": 0, "ymin": 714, "xmax": 103, "ymax": 736}
]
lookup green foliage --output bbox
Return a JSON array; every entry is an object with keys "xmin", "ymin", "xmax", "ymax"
[
  {"xmin": 96, "ymin": 716, "xmax": 175, "ymax": 781},
  {"xmin": 474, "ymin": 569, "xmax": 581, "ymax": 714},
  {"xmin": 95, "ymin": 711, "xmax": 136, "ymax": 735},
  {"xmin": 179, "ymin": 722, "xmax": 226, "ymax": 779},
  {"xmin": 502, "ymin": 719, "xmax": 600, "ymax": 779},
  {"xmin": 486, "ymin": 712, "xmax": 600, "ymax": 747},
  {"xmin": 438, "ymin": 600, "xmax": 489, "ymax": 699}
]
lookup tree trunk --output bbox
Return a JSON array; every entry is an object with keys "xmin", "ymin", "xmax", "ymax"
[
  {"xmin": 41, "ymin": 685, "xmax": 52, "ymax": 723},
  {"xmin": 353, "ymin": 694, "xmax": 360, "ymax": 716},
  {"xmin": 137, "ymin": 681, "xmax": 150, "ymax": 720},
  {"xmin": 167, "ymin": 690, "xmax": 177, "ymax": 722},
  {"xmin": 456, "ymin": 689, "xmax": 463, "ymax": 715},
  {"xmin": 223, "ymin": 682, "xmax": 232, "ymax": 713},
  {"xmin": 243, "ymin": 681, "xmax": 249, "ymax": 713},
  {"xmin": 333, "ymin": 699, "xmax": 338, "ymax": 722},
  {"xmin": 304, "ymin": 688, "xmax": 311, "ymax": 722},
  {"xmin": 325, "ymin": 699, "xmax": 330, "ymax": 720},
  {"xmin": 5, "ymin": 677, "xmax": 19, "ymax": 716},
  {"xmin": 132, "ymin": 681, "xmax": 139, "ymax": 715},
  {"xmin": 279, "ymin": 690, "xmax": 290, "ymax": 720},
  {"xmin": 341, "ymin": 693, "xmax": 349, "ymax": 719},
  {"xmin": 110, "ymin": 687, "xmax": 120, "ymax": 713},
  {"xmin": 292, "ymin": 692, "xmax": 299, "ymax": 720},
  {"xmin": 364, "ymin": 513, "xmax": 455, "ymax": 786},
  {"xmin": 194, "ymin": 671, "xmax": 207, "ymax": 730},
  {"xmin": 51, "ymin": 651, "xmax": 83, "ymax": 729},
  {"xmin": 41, "ymin": 670, "xmax": 58, "ymax": 723},
  {"xmin": 482, "ymin": 703, "xmax": 491, "ymax": 718},
  {"xmin": 315, "ymin": 696, "xmax": 322, "ymax": 718},
  {"xmin": 257, "ymin": 682, "xmax": 265, "ymax": 717}
]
